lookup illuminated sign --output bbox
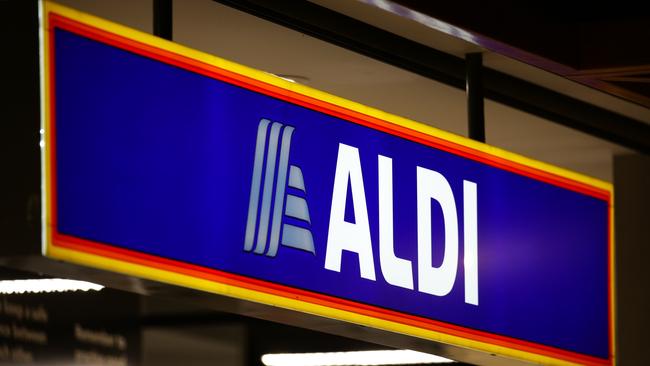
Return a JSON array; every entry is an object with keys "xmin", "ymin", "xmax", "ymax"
[{"xmin": 41, "ymin": 3, "xmax": 614, "ymax": 365}]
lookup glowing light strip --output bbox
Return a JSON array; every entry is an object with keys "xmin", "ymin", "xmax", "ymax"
[
  {"xmin": 0, "ymin": 279, "xmax": 104, "ymax": 294},
  {"xmin": 261, "ymin": 350, "xmax": 455, "ymax": 366}
]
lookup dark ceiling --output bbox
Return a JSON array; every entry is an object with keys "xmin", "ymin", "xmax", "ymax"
[{"xmin": 387, "ymin": 0, "xmax": 650, "ymax": 108}]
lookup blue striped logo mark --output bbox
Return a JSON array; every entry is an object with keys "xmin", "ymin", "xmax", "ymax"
[{"xmin": 244, "ymin": 119, "xmax": 315, "ymax": 257}]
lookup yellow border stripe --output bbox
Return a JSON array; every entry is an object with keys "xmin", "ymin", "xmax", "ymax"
[
  {"xmin": 42, "ymin": 1, "xmax": 614, "ymax": 194},
  {"xmin": 47, "ymin": 243, "xmax": 578, "ymax": 366},
  {"xmin": 41, "ymin": 2, "xmax": 613, "ymax": 365}
]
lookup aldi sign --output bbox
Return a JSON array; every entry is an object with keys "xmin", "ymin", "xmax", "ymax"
[{"xmin": 42, "ymin": 3, "xmax": 614, "ymax": 365}]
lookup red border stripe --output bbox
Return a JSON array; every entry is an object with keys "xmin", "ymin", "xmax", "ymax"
[
  {"xmin": 52, "ymin": 232, "xmax": 608, "ymax": 366},
  {"xmin": 46, "ymin": 12, "xmax": 613, "ymax": 366},
  {"xmin": 48, "ymin": 14, "xmax": 610, "ymax": 202}
]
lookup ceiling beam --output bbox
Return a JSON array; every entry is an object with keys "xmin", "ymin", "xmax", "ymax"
[{"xmin": 213, "ymin": 0, "xmax": 650, "ymax": 154}]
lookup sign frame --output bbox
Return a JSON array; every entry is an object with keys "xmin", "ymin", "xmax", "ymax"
[{"xmin": 40, "ymin": 2, "xmax": 616, "ymax": 365}]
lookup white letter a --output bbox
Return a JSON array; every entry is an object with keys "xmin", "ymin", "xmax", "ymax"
[{"xmin": 325, "ymin": 143, "xmax": 376, "ymax": 281}]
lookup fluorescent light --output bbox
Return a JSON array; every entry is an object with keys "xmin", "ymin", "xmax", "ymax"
[
  {"xmin": 0, "ymin": 279, "xmax": 104, "ymax": 294},
  {"xmin": 261, "ymin": 350, "xmax": 455, "ymax": 366}
]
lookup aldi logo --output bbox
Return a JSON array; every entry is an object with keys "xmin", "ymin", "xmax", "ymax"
[
  {"xmin": 244, "ymin": 119, "xmax": 480, "ymax": 304},
  {"xmin": 244, "ymin": 119, "xmax": 315, "ymax": 257}
]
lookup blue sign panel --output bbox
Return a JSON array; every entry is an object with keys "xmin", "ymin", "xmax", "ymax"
[{"xmin": 44, "ymin": 6, "xmax": 613, "ymax": 366}]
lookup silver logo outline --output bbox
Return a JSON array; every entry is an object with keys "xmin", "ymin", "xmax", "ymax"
[{"xmin": 244, "ymin": 119, "xmax": 315, "ymax": 257}]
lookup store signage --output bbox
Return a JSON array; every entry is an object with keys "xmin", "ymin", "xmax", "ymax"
[
  {"xmin": 0, "ymin": 291, "xmax": 138, "ymax": 365},
  {"xmin": 42, "ymin": 3, "xmax": 614, "ymax": 366}
]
